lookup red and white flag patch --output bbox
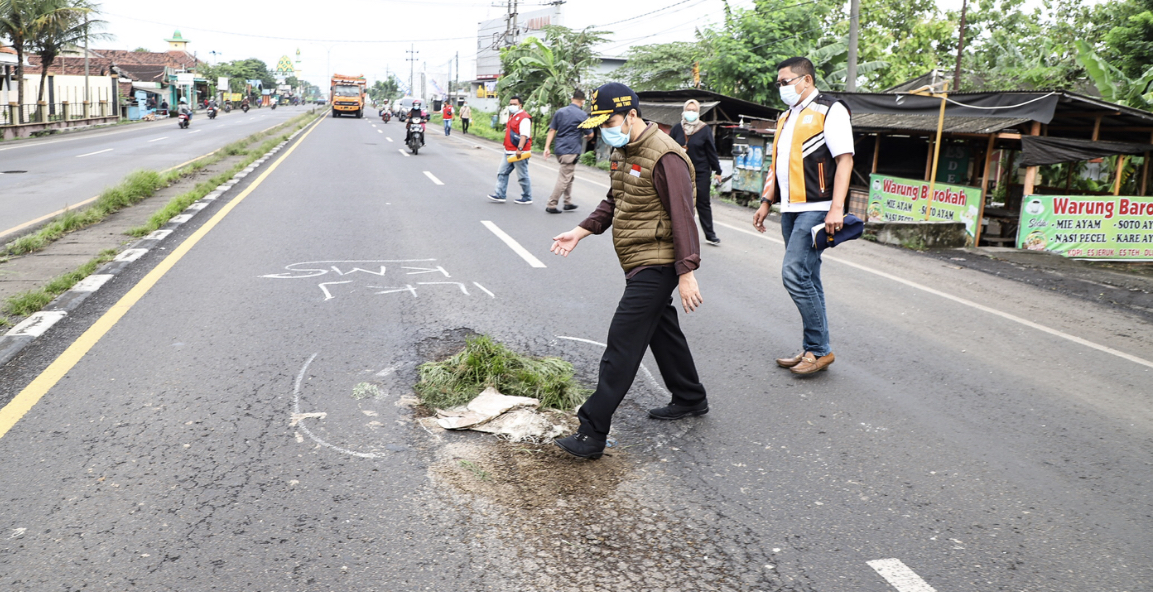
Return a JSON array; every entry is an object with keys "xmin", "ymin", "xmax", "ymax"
[{"xmin": 629, "ymin": 164, "xmax": 642, "ymax": 178}]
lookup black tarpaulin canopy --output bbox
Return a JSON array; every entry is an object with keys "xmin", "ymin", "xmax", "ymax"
[
  {"xmin": 828, "ymin": 91, "xmax": 1062, "ymax": 123},
  {"xmin": 1020, "ymin": 136, "xmax": 1153, "ymax": 167}
]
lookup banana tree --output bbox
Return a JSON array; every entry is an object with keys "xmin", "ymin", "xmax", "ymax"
[
  {"xmin": 1075, "ymin": 39, "xmax": 1153, "ymax": 110},
  {"xmin": 809, "ymin": 38, "xmax": 888, "ymax": 91}
]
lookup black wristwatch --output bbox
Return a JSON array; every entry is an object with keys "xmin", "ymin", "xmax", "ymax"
[{"xmin": 760, "ymin": 197, "xmax": 773, "ymax": 204}]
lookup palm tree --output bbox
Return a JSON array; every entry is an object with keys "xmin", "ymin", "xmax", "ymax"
[
  {"xmin": 29, "ymin": 0, "xmax": 107, "ymax": 107},
  {"xmin": 0, "ymin": 0, "xmax": 38, "ymax": 122}
]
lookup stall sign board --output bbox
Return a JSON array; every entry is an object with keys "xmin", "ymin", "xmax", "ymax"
[
  {"xmin": 867, "ymin": 174, "xmax": 981, "ymax": 242},
  {"xmin": 1016, "ymin": 195, "xmax": 1153, "ymax": 260}
]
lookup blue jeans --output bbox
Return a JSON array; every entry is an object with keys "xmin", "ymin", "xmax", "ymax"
[
  {"xmin": 494, "ymin": 157, "xmax": 531, "ymax": 200},
  {"xmin": 444, "ymin": 119, "xmax": 452, "ymax": 135},
  {"xmin": 780, "ymin": 210, "xmax": 830, "ymax": 356}
]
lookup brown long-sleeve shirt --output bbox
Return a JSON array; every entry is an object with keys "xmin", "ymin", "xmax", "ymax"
[{"xmin": 578, "ymin": 150, "xmax": 701, "ymax": 278}]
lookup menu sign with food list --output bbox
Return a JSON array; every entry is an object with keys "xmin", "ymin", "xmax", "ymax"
[
  {"xmin": 866, "ymin": 174, "xmax": 982, "ymax": 244},
  {"xmin": 1016, "ymin": 194, "xmax": 1153, "ymax": 260}
]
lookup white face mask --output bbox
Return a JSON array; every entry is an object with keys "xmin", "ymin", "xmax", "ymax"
[
  {"xmin": 683, "ymin": 111, "xmax": 699, "ymax": 123},
  {"xmin": 508, "ymin": 105, "xmax": 519, "ymax": 114},
  {"xmin": 779, "ymin": 78, "xmax": 805, "ymax": 107}
]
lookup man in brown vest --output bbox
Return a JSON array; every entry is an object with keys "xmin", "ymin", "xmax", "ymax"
[{"xmin": 549, "ymin": 82, "xmax": 708, "ymax": 459}]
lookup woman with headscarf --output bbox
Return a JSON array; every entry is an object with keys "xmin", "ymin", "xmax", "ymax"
[{"xmin": 669, "ymin": 99, "xmax": 724, "ymax": 245}]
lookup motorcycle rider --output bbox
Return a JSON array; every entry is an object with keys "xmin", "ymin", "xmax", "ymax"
[
  {"xmin": 405, "ymin": 99, "xmax": 430, "ymax": 147},
  {"xmin": 241, "ymin": 97, "xmax": 250, "ymax": 112},
  {"xmin": 178, "ymin": 98, "xmax": 192, "ymax": 120}
]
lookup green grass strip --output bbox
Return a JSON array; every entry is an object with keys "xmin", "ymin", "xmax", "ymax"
[
  {"xmin": 3, "ymin": 110, "xmax": 321, "ymax": 257},
  {"xmin": 415, "ymin": 335, "xmax": 590, "ymax": 411},
  {"xmin": 1, "ymin": 248, "xmax": 118, "ymax": 320}
]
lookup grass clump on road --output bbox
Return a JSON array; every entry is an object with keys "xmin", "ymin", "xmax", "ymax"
[{"xmin": 415, "ymin": 335, "xmax": 589, "ymax": 411}]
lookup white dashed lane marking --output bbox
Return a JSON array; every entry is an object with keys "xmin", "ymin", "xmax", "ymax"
[
  {"xmin": 481, "ymin": 221, "xmax": 546, "ymax": 268},
  {"xmin": 76, "ymin": 148, "xmax": 113, "ymax": 158},
  {"xmin": 398, "ymin": 149, "xmax": 409, "ymax": 157},
  {"xmin": 423, "ymin": 171, "xmax": 444, "ymax": 185},
  {"xmin": 147, "ymin": 137, "xmax": 168, "ymax": 142}
]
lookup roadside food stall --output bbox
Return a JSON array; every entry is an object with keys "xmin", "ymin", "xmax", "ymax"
[
  {"xmin": 826, "ymin": 88, "xmax": 1153, "ymax": 256},
  {"xmin": 636, "ymin": 90, "xmax": 779, "ymax": 195}
]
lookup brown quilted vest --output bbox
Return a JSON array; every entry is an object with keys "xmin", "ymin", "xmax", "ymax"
[{"xmin": 609, "ymin": 124, "xmax": 696, "ymax": 273}]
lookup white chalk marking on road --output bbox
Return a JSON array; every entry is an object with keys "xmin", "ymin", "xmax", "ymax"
[
  {"xmin": 867, "ymin": 559, "xmax": 938, "ymax": 592},
  {"xmin": 75, "ymin": 148, "xmax": 112, "ymax": 158},
  {"xmin": 261, "ymin": 259, "xmax": 437, "ymax": 279},
  {"xmin": 481, "ymin": 220, "xmax": 546, "ymax": 268},
  {"xmin": 398, "ymin": 149, "xmax": 410, "ymax": 157},
  {"xmin": 375, "ymin": 362, "xmax": 409, "ymax": 377},
  {"xmin": 6, "ymin": 311, "xmax": 67, "ymax": 338},
  {"xmin": 318, "ymin": 280, "xmax": 352, "ymax": 301},
  {"xmin": 148, "ymin": 136, "xmax": 168, "ymax": 142},
  {"xmin": 113, "ymin": 248, "xmax": 148, "ymax": 262},
  {"xmin": 473, "ymin": 282, "xmax": 495, "ymax": 298},
  {"xmin": 555, "ymin": 335, "xmax": 663, "ymax": 394},
  {"xmin": 423, "ymin": 171, "xmax": 444, "ymax": 185},
  {"xmin": 418, "ymin": 281, "xmax": 469, "ymax": 295},
  {"xmin": 386, "ymin": 137, "xmax": 394, "ymax": 142},
  {"xmin": 714, "ymin": 220, "xmax": 1153, "ymax": 370},
  {"xmin": 70, "ymin": 274, "xmax": 114, "ymax": 293},
  {"xmin": 370, "ymin": 285, "xmax": 418, "ymax": 297},
  {"xmin": 145, "ymin": 229, "xmax": 173, "ymax": 240},
  {"xmin": 293, "ymin": 353, "xmax": 381, "ymax": 459},
  {"xmin": 402, "ymin": 265, "xmax": 450, "ymax": 277}
]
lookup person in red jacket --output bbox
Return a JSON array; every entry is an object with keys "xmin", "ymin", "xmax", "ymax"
[
  {"xmin": 442, "ymin": 101, "xmax": 454, "ymax": 136},
  {"xmin": 486, "ymin": 96, "xmax": 533, "ymax": 204}
]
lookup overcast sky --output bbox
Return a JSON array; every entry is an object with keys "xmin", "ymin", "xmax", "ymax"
[{"xmin": 92, "ymin": 0, "xmax": 1027, "ymax": 89}]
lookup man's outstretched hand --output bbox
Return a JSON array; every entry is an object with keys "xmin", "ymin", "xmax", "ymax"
[{"xmin": 551, "ymin": 226, "xmax": 592, "ymax": 257}]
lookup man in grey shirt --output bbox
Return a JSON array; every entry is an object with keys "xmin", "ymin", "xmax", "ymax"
[{"xmin": 542, "ymin": 89, "xmax": 593, "ymax": 214}]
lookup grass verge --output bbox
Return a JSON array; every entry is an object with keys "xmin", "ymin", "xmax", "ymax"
[
  {"xmin": 1, "ymin": 248, "xmax": 118, "ymax": 321},
  {"xmin": 415, "ymin": 335, "xmax": 590, "ymax": 411},
  {"xmin": 3, "ymin": 109, "xmax": 321, "ymax": 257}
]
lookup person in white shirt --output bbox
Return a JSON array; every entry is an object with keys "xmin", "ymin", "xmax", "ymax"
[{"xmin": 753, "ymin": 56, "xmax": 855, "ymax": 375}]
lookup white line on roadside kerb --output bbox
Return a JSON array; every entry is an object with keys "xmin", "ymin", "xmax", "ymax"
[
  {"xmin": 76, "ymin": 148, "xmax": 113, "ymax": 158},
  {"xmin": 867, "ymin": 559, "xmax": 938, "ymax": 592},
  {"xmin": 481, "ymin": 221, "xmax": 546, "ymax": 268},
  {"xmin": 714, "ymin": 220, "xmax": 1153, "ymax": 370},
  {"xmin": 423, "ymin": 171, "xmax": 444, "ymax": 185}
]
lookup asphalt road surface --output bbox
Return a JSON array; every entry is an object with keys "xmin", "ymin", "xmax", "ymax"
[
  {"xmin": 0, "ymin": 105, "xmax": 314, "ymax": 240},
  {"xmin": 0, "ymin": 114, "xmax": 1150, "ymax": 591}
]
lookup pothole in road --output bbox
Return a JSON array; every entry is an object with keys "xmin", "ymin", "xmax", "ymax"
[{"xmin": 1, "ymin": 170, "xmax": 27, "ymax": 174}]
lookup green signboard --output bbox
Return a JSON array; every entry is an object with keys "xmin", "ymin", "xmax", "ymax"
[
  {"xmin": 1016, "ymin": 194, "xmax": 1153, "ymax": 260},
  {"xmin": 867, "ymin": 174, "xmax": 982, "ymax": 243},
  {"xmin": 935, "ymin": 143, "xmax": 971, "ymax": 185}
]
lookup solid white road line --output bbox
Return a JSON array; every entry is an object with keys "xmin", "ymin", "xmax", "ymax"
[
  {"xmin": 423, "ymin": 171, "xmax": 444, "ymax": 185},
  {"xmin": 75, "ymin": 148, "xmax": 113, "ymax": 158},
  {"xmin": 481, "ymin": 221, "xmax": 546, "ymax": 268},
  {"xmin": 867, "ymin": 559, "xmax": 938, "ymax": 592},
  {"xmin": 714, "ymin": 220, "xmax": 1153, "ymax": 370},
  {"xmin": 399, "ymin": 149, "xmax": 409, "ymax": 157},
  {"xmin": 148, "ymin": 136, "xmax": 168, "ymax": 142}
]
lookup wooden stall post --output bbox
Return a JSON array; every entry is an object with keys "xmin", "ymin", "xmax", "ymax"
[
  {"xmin": 871, "ymin": 134, "xmax": 881, "ymax": 174},
  {"xmin": 1022, "ymin": 122, "xmax": 1042, "ymax": 196},
  {"xmin": 975, "ymin": 133, "xmax": 996, "ymax": 245}
]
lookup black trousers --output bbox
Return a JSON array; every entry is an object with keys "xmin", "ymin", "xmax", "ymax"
[
  {"xmin": 577, "ymin": 267, "xmax": 708, "ymax": 439},
  {"xmin": 695, "ymin": 171, "xmax": 717, "ymax": 241},
  {"xmin": 461, "ymin": 118, "xmax": 470, "ymax": 134}
]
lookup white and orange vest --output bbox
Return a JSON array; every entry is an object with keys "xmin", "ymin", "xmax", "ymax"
[{"xmin": 766, "ymin": 95, "xmax": 850, "ymax": 204}]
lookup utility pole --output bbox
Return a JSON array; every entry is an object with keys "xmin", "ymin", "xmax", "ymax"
[
  {"xmin": 846, "ymin": 0, "xmax": 860, "ymax": 92},
  {"xmin": 953, "ymin": 0, "xmax": 969, "ymax": 92},
  {"xmin": 406, "ymin": 45, "xmax": 419, "ymax": 98},
  {"xmin": 455, "ymin": 51, "xmax": 459, "ymax": 102}
]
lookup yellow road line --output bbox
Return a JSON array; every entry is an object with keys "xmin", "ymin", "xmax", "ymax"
[{"xmin": 0, "ymin": 116, "xmax": 326, "ymax": 441}]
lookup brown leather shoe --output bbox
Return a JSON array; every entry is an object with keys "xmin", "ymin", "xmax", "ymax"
[
  {"xmin": 776, "ymin": 353, "xmax": 806, "ymax": 368},
  {"xmin": 790, "ymin": 352, "xmax": 835, "ymax": 375}
]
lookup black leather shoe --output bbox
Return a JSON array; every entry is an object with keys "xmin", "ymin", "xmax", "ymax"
[
  {"xmin": 545, "ymin": 207, "xmax": 561, "ymax": 214},
  {"xmin": 554, "ymin": 433, "xmax": 606, "ymax": 459},
  {"xmin": 563, "ymin": 204, "xmax": 579, "ymax": 211},
  {"xmin": 648, "ymin": 401, "xmax": 709, "ymax": 420}
]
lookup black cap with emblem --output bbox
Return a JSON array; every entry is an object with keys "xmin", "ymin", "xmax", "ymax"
[{"xmin": 579, "ymin": 82, "xmax": 641, "ymax": 129}]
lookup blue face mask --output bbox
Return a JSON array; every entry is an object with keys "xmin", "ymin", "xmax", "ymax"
[
  {"xmin": 683, "ymin": 111, "xmax": 699, "ymax": 123},
  {"xmin": 601, "ymin": 114, "xmax": 633, "ymax": 148}
]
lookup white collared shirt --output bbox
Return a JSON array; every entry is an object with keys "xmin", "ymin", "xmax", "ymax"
[{"xmin": 775, "ymin": 90, "xmax": 855, "ymax": 213}]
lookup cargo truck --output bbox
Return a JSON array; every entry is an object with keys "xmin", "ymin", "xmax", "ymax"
[{"xmin": 330, "ymin": 74, "xmax": 367, "ymax": 118}]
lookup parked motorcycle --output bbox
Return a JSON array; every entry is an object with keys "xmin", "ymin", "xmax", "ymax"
[
  {"xmin": 178, "ymin": 112, "xmax": 191, "ymax": 129},
  {"xmin": 407, "ymin": 117, "xmax": 424, "ymax": 155}
]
